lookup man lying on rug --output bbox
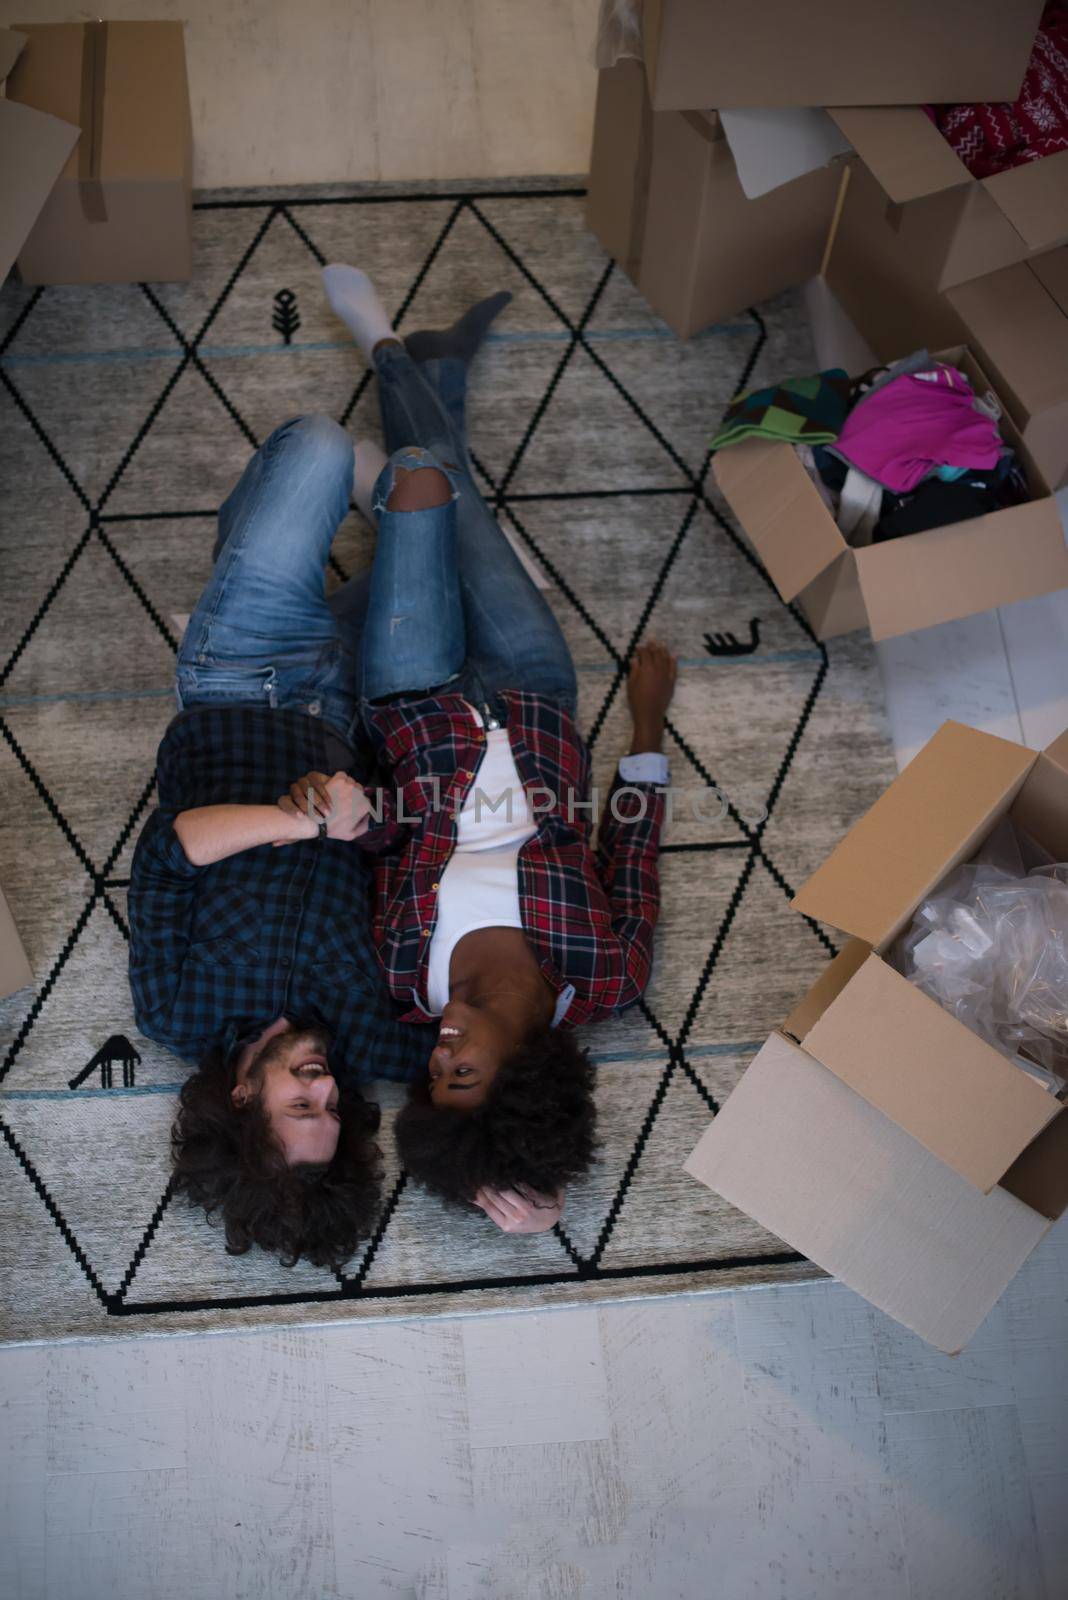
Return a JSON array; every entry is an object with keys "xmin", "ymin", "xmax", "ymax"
[
  {"xmin": 279, "ymin": 267, "xmax": 678, "ymax": 1238},
  {"xmin": 127, "ymin": 412, "xmax": 434, "ymax": 1272}
]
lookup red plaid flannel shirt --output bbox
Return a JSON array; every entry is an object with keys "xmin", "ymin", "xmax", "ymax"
[{"xmin": 361, "ymin": 691, "xmax": 665, "ymax": 1027}]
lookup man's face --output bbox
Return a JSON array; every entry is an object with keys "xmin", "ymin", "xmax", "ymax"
[
  {"xmin": 232, "ymin": 1024, "xmax": 340, "ymax": 1165},
  {"xmin": 428, "ymin": 1001, "xmax": 509, "ymax": 1110}
]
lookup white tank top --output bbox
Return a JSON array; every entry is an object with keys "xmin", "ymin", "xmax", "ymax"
[{"xmin": 425, "ymin": 717, "xmax": 538, "ymax": 1015}]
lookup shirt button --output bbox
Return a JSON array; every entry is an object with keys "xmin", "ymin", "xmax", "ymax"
[
  {"xmin": 422, "ymin": 928, "xmax": 431, "ymax": 937},
  {"xmin": 431, "ymin": 881, "xmax": 440, "ymax": 891},
  {"xmin": 280, "ymin": 956, "xmax": 291, "ymax": 968},
  {"xmin": 307, "ymin": 700, "xmax": 321, "ymax": 717}
]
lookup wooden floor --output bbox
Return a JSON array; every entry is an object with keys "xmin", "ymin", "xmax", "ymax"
[
  {"xmin": 3, "ymin": 1221, "xmax": 1067, "ymax": 1600},
  {"xmin": 4, "ymin": 5, "xmax": 1068, "ymax": 1596},
  {"xmin": 0, "ymin": 0, "xmax": 601, "ymax": 188}
]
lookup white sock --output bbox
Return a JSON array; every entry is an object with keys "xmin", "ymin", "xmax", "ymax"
[
  {"xmin": 322, "ymin": 264, "xmax": 396, "ymax": 360},
  {"xmin": 352, "ymin": 438, "xmax": 387, "ymax": 525}
]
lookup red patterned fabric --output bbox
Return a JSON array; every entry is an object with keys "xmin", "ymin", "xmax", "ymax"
[
  {"xmin": 926, "ymin": 2, "xmax": 1068, "ymax": 179},
  {"xmin": 361, "ymin": 690, "xmax": 665, "ymax": 1027}
]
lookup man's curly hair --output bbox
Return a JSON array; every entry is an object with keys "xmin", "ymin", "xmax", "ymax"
[
  {"xmin": 394, "ymin": 1026, "xmax": 597, "ymax": 1204},
  {"xmin": 171, "ymin": 1043, "xmax": 383, "ymax": 1269}
]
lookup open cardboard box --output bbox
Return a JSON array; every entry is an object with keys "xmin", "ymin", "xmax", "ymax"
[
  {"xmin": 713, "ymin": 345, "xmax": 1068, "ymax": 641},
  {"xmin": 640, "ymin": 0, "xmax": 1043, "ymax": 111},
  {"xmin": 637, "ymin": 109, "xmax": 840, "ymax": 339},
  {"xmin": 586, "ymin": 64, "xmax": 840, "ymax": 339},
  {"xmin": 685, "ymin": 720, "xmax": 1068, "ymax": 1354},
  {"xmin": 3, "ymin": 20, "xmax": 192, "ymax": 285},
  {"xmin": 826, "ymin": 113, "xmax": 1068, "ymax": 294}
]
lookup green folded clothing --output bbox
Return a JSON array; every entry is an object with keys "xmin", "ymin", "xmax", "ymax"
[{"xmin": 711, "ymin": 368, "xmax": 852, "ymax": 451}]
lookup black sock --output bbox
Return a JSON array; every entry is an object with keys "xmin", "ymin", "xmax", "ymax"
[{"xmin": 404, "ymin": 290, "xmax": 512, "ymax": 365}]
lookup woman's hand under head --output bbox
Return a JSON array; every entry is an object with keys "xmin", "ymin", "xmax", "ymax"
[
  {"xmin": 473, "ymin": 1185, "xmax": 565, "ymax": 1233},
  {"xmin": 277, "ymin": 769, "xmax": 371, "ymax": 842}
]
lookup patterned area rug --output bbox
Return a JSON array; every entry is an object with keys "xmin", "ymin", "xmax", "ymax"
[{"xmin": 0, "ymin": 179, "xmax": 896, "ymax": 1342}]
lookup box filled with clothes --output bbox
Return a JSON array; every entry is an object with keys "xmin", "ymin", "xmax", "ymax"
[
  {"xmin": 827, "ymin": 233, "xmax": 1068, "ymax": 493},
  {"xmin": 685, "ymin": 719, "xmax": 1068, "ymax": 1355},
  {"xmin": 3, "ymin": 20, "xmax": 193, "ymax": 285},
  {"xmin": 711, "ymin": 345, "xmax": 1068, "ymax": 641},
  {"xmin": 638, "ymin": 0, "xmax": 1044, "ymax": 111},
  {"xmin": 585, "ymin": 63, "xmax": 840, "ymax": 338}
]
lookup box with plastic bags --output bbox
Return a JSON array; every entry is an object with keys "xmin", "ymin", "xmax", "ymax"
[{"xmin": 685, "ymin": 720, "xmax": 1068, "ymax": 1353}]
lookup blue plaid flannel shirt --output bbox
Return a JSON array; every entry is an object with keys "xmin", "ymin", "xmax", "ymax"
[{"xmin": 128, "ymin": 704, "xmax": 431, "ymax": 1083}]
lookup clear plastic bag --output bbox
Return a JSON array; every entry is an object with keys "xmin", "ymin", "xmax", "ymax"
[{"xmin": 893, "ymin": 820, "xmax": 1068, "ymax": 1095}]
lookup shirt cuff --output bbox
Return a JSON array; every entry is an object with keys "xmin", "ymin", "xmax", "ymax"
[
  {"xmin": 152, "ymin": 811, "xmax": 204, "ymax": 877},
  {"xmin": 618, "ymin": 753, "xmax": 669, "ymax": 788}
]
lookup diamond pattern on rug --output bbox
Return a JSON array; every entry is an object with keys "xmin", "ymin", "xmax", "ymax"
[{"xmin": 0, "ymin": 183, "xmax": 897, "ymax": 1340}]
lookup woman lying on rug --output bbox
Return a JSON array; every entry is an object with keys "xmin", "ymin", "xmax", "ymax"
[{"xmin": 280, "ymin": 267, "xmax": 677, "ymax": 1236}]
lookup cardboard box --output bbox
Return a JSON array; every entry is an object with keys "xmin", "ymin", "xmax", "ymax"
[
  {"xmin": 0, "ymin": 885, "xmax": 34, "ymax": 1002},
  {"xmin": 641, "ymin": 0, "xmax": 1044, "ymax": 111},
  {"xmin": 635, "ymin": 109, "xmax": 842, "ymax": 339},
  {"xmin": 5, "ymin": 20, "xmax": 192, "ymax": 285},
  {"xmin": 825, "ymin": 165, "xmax": 1068, "ymax": 489},
  {"xmin": 713, "ymin": 345, "xmax": 1068, "ymax": 641},
  {"xmin": 0, "ymin": 29, "xmax": 81, "ymax": 283},
  {"xmin": 585, "ymin": 59, "xmax": 652, "ymax": 277},
  {"xmin": 685, "ymin": 720, "xmax": 1068, "ymax": 1354},
  {"xmin": 947, "ymin": 250, "xmax": 1068, "ymax": 492},
  {"xmin": 826, "ymin": 114, "xmax": 1068, "ymax": 295}
]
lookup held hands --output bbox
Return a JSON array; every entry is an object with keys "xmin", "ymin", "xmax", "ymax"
[
  {"xmin": 277, "ymin": 770, "xmax": 372, "ymax": 843},
  {"xmin": 473, "ymin": 1186, "xmax": 565, "ymax": 1234}
]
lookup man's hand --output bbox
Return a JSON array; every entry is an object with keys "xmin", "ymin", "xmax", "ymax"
[
  {"xmin": 626, "ymin": 637, "xmax": 678, "ymax": 754},
  {"xmin": 472, "ymin": 1186, "xmax": 565, "ymax": 1234},
  {"xmin": 277, "ymin": 769, "xmax": 371, "ymax": 842}
]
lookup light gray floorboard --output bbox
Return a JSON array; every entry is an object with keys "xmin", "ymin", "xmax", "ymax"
[{"xmin": 4, "ymin": 1221, "xmax": 1065, "ymax": 1600}]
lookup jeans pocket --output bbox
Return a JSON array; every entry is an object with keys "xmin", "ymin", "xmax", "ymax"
[{"xmin": 176, "ymin": 663, "xmax": 276, "ymax": 711}]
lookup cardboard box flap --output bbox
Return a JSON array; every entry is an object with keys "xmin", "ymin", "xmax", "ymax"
[
  {"xmin": 1012, "ymin": 731, "xmax": 1068, "ymax": 864},
  {"xmin": 0, "ymin": 26, "xmax": 25, "ymax": 79},
  {"xmin": 1000, "ymin": 1110, "xmax": 1068, "ymax": 1221},
  {"xmin": 712, "ymin": 440, "xmax": 847, "ymax": 601},
  {"xmin": 852, "ymin": 498, "xmax": 1068, "ymax": 642},
  {"xmin": 0, "ymin": 884, "xmax": 34, "ymax": 1001},
  {"xmin": 683, "ymin": 1031, "xmax": 1050, "ymax": 1353},
  {"xmin": 791, "ymin": 720, "xmax": 1036, "ymax": 945},
  {"xmin": 947, "ymin": 259, "xmax": 1068, "ymax": 413},
  {"xmin": 828, "ymin": 107, "xmax": 970, "ymax": 203},
  {"xmin": 1043, "ymin": 727, "xmax": 1068, "ymax": 769},
  {"xmin": 803, "ymin": 953, "xmax": 1062, "ymax": 1192},
  {"xmin": 783, "ymin": 937, "xmax": 872, "ymax": 1043},
  {"xmin": 983, "ymin": 150, "xmax": 1068, "ymax": 254},
  {"xmin": 0, "ymin": 98, "xmax": 81, "ymax": 284},
  {"xmin": 1030, "ymin": 246, "xmax": 1068, "ymax": 312}
]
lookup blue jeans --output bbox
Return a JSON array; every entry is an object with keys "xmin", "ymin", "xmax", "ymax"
[
  {"xmin": 350, "ymin": 342, "xmax": 577, "ymax": 714},
  {"xmin": 177, "ymin": 343, "xmax": 576, "ymax": 736},
  {"xmin": 176, "ymin": 413, "xmax": 361, "ymax": 738}
]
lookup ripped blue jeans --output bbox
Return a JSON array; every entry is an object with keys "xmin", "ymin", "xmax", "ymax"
[
  {"xmin": 176, "ymin": 341, "xmax": 576, "ymax": 738},
  {"xmin": 338, "ymin": 341, "xmax": 577, "ymax": 713}
]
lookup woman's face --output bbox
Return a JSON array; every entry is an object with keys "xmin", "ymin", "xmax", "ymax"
[{"xmin": 427, "ymin": 1000, "xmax": 510, "ymax": 1109}]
